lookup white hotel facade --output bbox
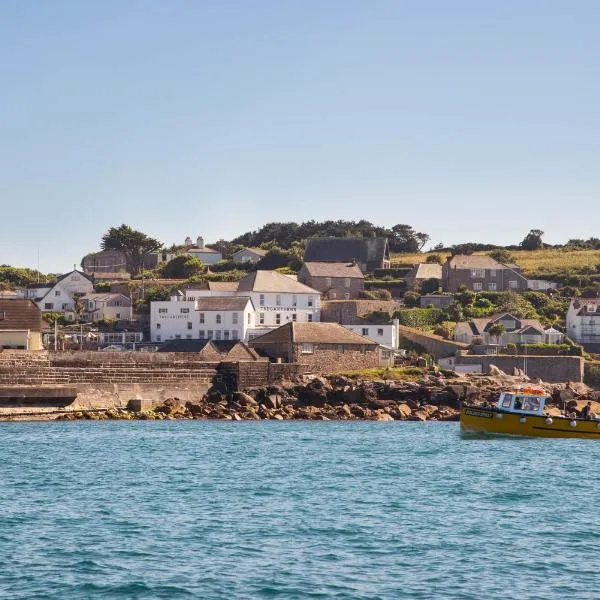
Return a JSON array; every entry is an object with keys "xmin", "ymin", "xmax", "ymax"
[{"xmin": 150, "ymin": 271, "xmax": 321, "ymax": 343}]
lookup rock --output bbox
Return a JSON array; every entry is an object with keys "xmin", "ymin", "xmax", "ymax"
[
  {"xmin": 265, "ymin": 394, "xmax": 280, "ymax": 410},
  {"xmin": 273, "ymin": 413, "xmax": 284, "ymax": 420},
  {"xmin": 396, "ymin": 403, "xmax": 412, "ymax": 418},
  {"xmin": 233, "ymin": 392, "xmax": 258, "ymax": 407},
  {"xmin": 409, "ymin": 410, "xmax": 428, "ymax": 421},
  {"xmin": 375, "ymin": 412, "xmax": 394, "ymax": 421}
]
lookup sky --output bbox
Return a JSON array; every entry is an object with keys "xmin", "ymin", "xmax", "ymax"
[{"xmin": 1, "ymin": 0, "xmax": 599, "ymax": 272}]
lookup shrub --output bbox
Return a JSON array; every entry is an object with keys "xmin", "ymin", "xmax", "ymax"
[
  {"xmin": 426, "ymin": 254, "xmax": 443, "ymax": 264},
  {"xmin": 394, "ymin": 308, "xmax": 444, "ymax": 329},
  {"xmin": 403, "ymin": 291, "xmax": 421, "ymax": 307}
]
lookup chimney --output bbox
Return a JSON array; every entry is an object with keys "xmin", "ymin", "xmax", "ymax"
[
  {"xmin": 197, "ymin": 236, "xmax": 204, "ymax": 249},
  {"xmin": 184, "ymin": 236, "xmax": 192, "ymax": 246}
]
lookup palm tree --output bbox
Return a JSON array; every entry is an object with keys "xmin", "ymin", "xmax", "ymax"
[{"xmin": 488, "ymin": 323, "xmax": 506, "ymax": 345}]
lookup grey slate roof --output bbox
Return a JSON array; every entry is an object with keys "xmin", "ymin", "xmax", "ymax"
[{"xmin": 303, "ymin": 237, "xmax": 389, "ymax": 266}]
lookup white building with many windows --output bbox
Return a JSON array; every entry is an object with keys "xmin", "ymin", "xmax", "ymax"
[
  {"xmin": 150, "ymin": 295, "xmax": 255, "ymax": 343},
  {"xmin": 567, "ymin": 298, "xmax": 600, "ymax": 351},
  {"xmin": 344, "ymin": 320, "xmax": 399, "ymax": 350},
  {"xmin": 24, "ymin": 270, "xmax": 95, "ymax": 316}
]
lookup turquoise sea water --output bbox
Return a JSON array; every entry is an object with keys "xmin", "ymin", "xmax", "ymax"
[{"xmin": 0, "ymin": 421, "xmax": 598, "ymax": 599}]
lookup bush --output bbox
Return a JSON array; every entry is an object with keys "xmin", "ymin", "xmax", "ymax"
[
  {"xmin": 420, "ymin": 277, "xmax": 440, "ymax": 294},
  {"xmin": 394, "ymin": 308, "xmax": 444, "ymax": 329},
  {"xmin": 161, "ymin": 255, "xmax": 203, "ymax": 279},
  {"xmin": 426, "ymin": 254, "xmax": 443, "ymax": 264},
  {"xmin": 403, "ymin": 291, "xmax": 421, "ymax": 307},
  {"xmin": 373, "ymin": 268, "xmax": 413, "ymax": 278}
]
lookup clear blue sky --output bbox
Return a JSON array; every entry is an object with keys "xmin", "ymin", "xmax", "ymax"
[{"xmin": 1, "ymin": 0, "xmax": 599, "ymax": 272}]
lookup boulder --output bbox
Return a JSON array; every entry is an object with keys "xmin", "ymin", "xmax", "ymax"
[
  {"xmin": 396, "ymin": 403, "xmax": 412, "ymax": 419},
  {"xmin": 233, "ymin": 392, "xmax": 258, "ymax": 407}
]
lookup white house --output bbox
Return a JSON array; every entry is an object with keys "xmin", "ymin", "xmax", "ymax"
[
  {"xmin": 184, "ymin": 236, "xmax": 223, "ymax": 265},
  {"xmin": 150, "ymin": 295, "xmax": 255, "ymax": 343},
  {"xmin": 232, "ymin": 247, "xmax": 268, "ymax": 264},
  {"xmin": 76, "ymin": 293, "xmax": 133, "ymax": 322},
  {"xmin": 25, "ymin": 270, "xmax": 94, "ymax": 316},
  {"xmin": 567, "ymin": 298, "xmax": 600, "ymax": 350},
  {"xmin": 344, "ymin": 320, "xmax": 399, "ymax": 350},
  {"xmin": 185, "ymin": 270, "xmax": 321, "ymax": 339}
]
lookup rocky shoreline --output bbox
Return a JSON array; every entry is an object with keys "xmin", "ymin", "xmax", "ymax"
[{"xmin": 49, "ymin": 367, "xmax": 600, "ymax": 422}]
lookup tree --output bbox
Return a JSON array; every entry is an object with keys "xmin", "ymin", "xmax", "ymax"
[
  {"xmin": 420, "ymin": 278, "xmax": 440, "ymax": 294},
  {"xmin": 162, "ymin": 255, "xmax": 204, "ymax": 279},
  {"xmin": 101, "ymin": 225, "xmax": 162, "ymax": 276},
  {"xmin": 426, "ymin": 254, "xmax": 443, "ymax": 264},
  {"xmin": 520, "ymin": 229, "xmax": 544, "ymax": 251},
  {"xmin": 390, "ymin": 224, "xmax": 430, "ymax": 253},
  {"xmin": 403, "ymin": 291, "xmax": 421, "ymax": 307},
  {"xmin": 488, "ymin": 323, "xmax": 505, "ymax": 345}
]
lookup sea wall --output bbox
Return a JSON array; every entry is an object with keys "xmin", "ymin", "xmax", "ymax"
[{"xmin": 397, "ymin": 325, "xmax": 468, "ymax": 359}]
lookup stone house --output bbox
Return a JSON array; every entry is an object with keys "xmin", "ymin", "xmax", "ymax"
[
  {"xmin": 232, "ymin": 247, "xmax": 268, "ymax": 264},
  {"xmin": 248, "ymin": 322, "xmax": 379, "ymax": 373},
  {"xmin": 566, "ymin": 298, "xmax": 600, "ymax": 351},
  {"xmin": 81, "ymin": 249, "xmax": 164, "ymax": 274},
  {"xmin": 0, "ymin": 299, "xmax": 44, "ymax": 351},
  {"xmin": 442, "ymin": 255, "xmax": 528, "ymax": 292},
  {"xmin": 297, "ymin": 261, "xmax": 364, "ymax": 299},
  {"xmin": 454, "ymin": 313, "xmax": 563, "ymax": 346},
  {"xmin": 404, "ymin": 263, "xmax": 442, "ymax": 289},
  {"xmin": 303, "ymin": 237, "xmax": 390, "ymax": 273}
]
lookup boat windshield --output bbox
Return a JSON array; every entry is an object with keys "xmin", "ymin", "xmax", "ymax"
[{"xmin": 498, "ymin": 392, "xmax": 546, "ymax": 415}]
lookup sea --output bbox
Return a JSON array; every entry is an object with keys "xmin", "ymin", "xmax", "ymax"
[{"xmin": 0, "ymin": 421, "xmax": 598, "ymax": 600}]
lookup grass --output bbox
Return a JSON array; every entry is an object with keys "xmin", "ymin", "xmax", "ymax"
[
  {"xmin": 328, "ymin": 367, "xmax": 424, "ymax": 381},
  {"xmin": 391, "ymin": 248, "xmax": 600, "ymax": 277}
]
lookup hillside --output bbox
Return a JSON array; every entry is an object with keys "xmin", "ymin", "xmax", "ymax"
[{"xmin": 392, "ymin": 248, "xmax": 600, "ymax": 279}]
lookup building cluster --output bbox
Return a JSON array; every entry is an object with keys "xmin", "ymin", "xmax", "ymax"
[{"xmin": 1, "ymin": 232, "xmax": 598, "ymax": 376}]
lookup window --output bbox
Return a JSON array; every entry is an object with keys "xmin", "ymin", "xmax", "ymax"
[
  {"xmin": 325, "ymin": 277, "xmax": 332, "ymax": 288},
  {"xmin": 186, "ymin": 334, "xmax": 192, "ymax": 339},
  {"xmin": 344, "ymin": 278, "xmax": 351, "ymax": 288},
  {"xmin": 216, "ymin": 314, "xmax": 222, "ymax": 324},
  {"xmin": 55, "ymin": 291, "xmax": 61, "ymax": 296},
  {"xmin": 276, "ymin": 294, "xmax": 281, "ymax": 306},
  {"xmin": 473, "ymin": 282, "xmax": 483, "ymax": 291},
  {"xmin": 308, "ymin": 314, "xmax": 313, "ymax": 322},
  {"xmin": 187, "ymin": 322, "xmax": 192, "ymax": 330},
  {"xmin": 247, "ymin": 312, "xmax": 251, "ymax": 325},
  {"xmin": 187, "ymin": 296, "xmax": 195, "ymax": 301},
  {"xmin": 488, "ymin": 283, "xmax": 497, "ymax": 291},
  {"xmin": 259, "ymin": 313, "xmax": 265, "ymax": 325},
  {"xmin": 158, "ymin": 308, "xmax": 168, "ymax": 314},
  {"xmin": 300, "ymin": 343, "xmax": 314, "ymax": 354},
  {"xmin": 490, "ymin": 269, "xmax": 496, "ymax": 277},
  {"xmin": 199, "ymin": 313, "xmax": 205, "ymax": 324},
  {"xmin": 471, "ymin": 269, "xmax": 485, "ymax": 278},
  {"xmin": 232, "ymin": 330, "xmax": 239, "ymax": 340},
  {"xmin": 362, "ymin": 328, "xmax": 369, "ymax": 336},
  {"xmin": 224, "ymin": 330, "xmax": 230, "ymax": 340},
  {"xmin": 337, "ymin": 345, "xmax": 344, "ymax": 353},
  {"xmin": 292, "ymin": 295, "xmax": 297, "ymax": 307},
  {"xmin": 207, "ymin": 330, "xmax": 213, "ymax": 339},
  {"xmin": 44, "ymin": 303, "xmax": 53, "ymax": 310},
  {"xmin": 344, "ymin": 293, "xmax": 350, "ymax": 300},
  {"xmin": 509, "ymin": 280, "xmax": 518, "ymax": 289},
  {"xmin": 232, "ymin": 312, "xmax": 239, "ymax": 325},
  {"xmin": 180, "ymin": 308, "xmax": 190, "ymax": 314},
  {"xmin": 361, "ymin": 345, "xmax": 367, "ymax": 354},
  {"xmin": 377, "ymin": 328, "xmax": 384, "ymax": 336},
  {"xmin": 156, "ymin": 335, "xmax": 161, "ymax": 342},
  {"xmin": 260, "ymin": 294, "xmax": 265, "ymax": 306},
  {"xmin": 308, "ymin": 296, "xmax": 314, "ymax": 307},
  {"xmin": 330, "ymin": 292, "xmax": 337, "ymax": 299},
  {"xmin": 70, "ymin": 276, "xmax": 78, "ymax": 281},
  {"xmin": 116, "ymin": 313, "xmax": 121, "ymax": 319},
  {"xmin": 175, "ymin": 334, "xmax": 181, "ymax": 339},
  {"xmin": 276, "ymin": 313, "xmax": 281, "ymax": 325},
  {"xmin": 292, "ymin": 313, "xmax": 297, "ymax": 322},
  {"xmin": 199, "ymin": 330, "xmax": 205, "ymax": 339},
  {"xmin": 215, "ymin": 330, "xmax": 222, "ymax": 340}
]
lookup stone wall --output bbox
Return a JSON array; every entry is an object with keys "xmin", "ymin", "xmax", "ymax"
[
  {"xmin": 454, "ymin": 355, "xmax": 584, "ymax": 383},
  {"xmin": 292, "ymin": 345, "xmax": 380, "ymax": 374},
  {"xmin": 320, "ymin": 300, "xmax": 401, "ymax": 325},
  {"xmin": 398, "ymin": 325, "xmax": 468, "ymax": 359}
]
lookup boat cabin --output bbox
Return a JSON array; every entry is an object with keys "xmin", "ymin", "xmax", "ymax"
[{"xmin": 496, "ymin": 390, "xmax": 548, "ymax": 416}]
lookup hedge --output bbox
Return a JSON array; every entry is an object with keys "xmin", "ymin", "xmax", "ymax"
[
  {"xmin": 584, "ymin": 364, "xmax": 600, "ymax": 387},
  {"xmin": 373, "ymin": 268, "xmax": 413, "ymax": 278},
  {"xmin": 502, "ymin": 343, "xmax": 584, "ymax": 356},
  {"xmin": 394, "ymin": 308, "xmax": 444, "ymax": 329}
]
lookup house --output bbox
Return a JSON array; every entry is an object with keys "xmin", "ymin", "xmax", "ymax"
[
  {"xmin": 303, "ymin": 237, "xmax": 390, "ymax": 272},
  {"xmin": 404, "ymin": 263, "xmax": 442, "ymax": 289},
  {"xmin": 0, "ymin": 299, "xmax": 44, "ymax": 350},
  {"xmin": 150, "ymin": 295, "xmax": 256, "ymax": 343},
  {"xmin": 81, "ymin": 250, "xmax": 165, "ymax": 274},
  {"xmin": 442, "ymin": 255, "xmax": 528, "ymax": 292},
  {"xmin": 453, "ymin": 313, "xmax": 563, "ymax": 346},
  {"xmin": 186, "ymin": 270, "xmax": 321, "ymax": 337},
  {"xmin": 527, "ymin": 280, "xmax": 558, "ymax": 291},
  {"xmin": 297, "ymin": 261, "xmax": 364, "ymax": 299},
  {"xmin": 25, "ymin": 270, "xmax": 95, "ymax": 316},
  {"xmin": 232, "ymin": 247, "xmax": 268, "ymax": 264},
  {"xmin": 566, "ymin": 298, "xmax": 600, "ymax": 351},
  {"xmin": 184, "ymin": 236, "xmax": 222, "ymax": 265},
  {"xmin": 344, "ymin": 320, "xmax": 399, "ymax": 351},
  {"xmin": 76, "ymin": 293, "xmax": 133, "ymax": 322},
  {"xmin": 157, "ymin": 338, "xmax": 224, "ymax": 360},
  {"xmin": 248, "ymin": 322, "xmax": 380, "ymax": 373}
]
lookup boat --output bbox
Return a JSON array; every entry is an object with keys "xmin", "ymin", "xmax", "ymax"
[{"xmin": 460, "ymin": 388, "xmax": 600, "ymax": 438}]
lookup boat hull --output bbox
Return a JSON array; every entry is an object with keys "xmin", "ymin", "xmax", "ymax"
[{"xmin": 460, "ymin": 406, "xmax": 600, "ymax": 439}]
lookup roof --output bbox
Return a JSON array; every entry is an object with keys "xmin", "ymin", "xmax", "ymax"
[
  {"xmin": 250, "ymin": 322, "xmax": 378, "ymax": 345},
  {"xmin": 187, "ymin": 246, "xmax": 220, "ymax": 254},
  {"xmin": 26, "ymin": 283, "xmax": 52, "ymax": 289},
  {"xmin": 233, "ymin": 247, "xmax": 268, "ymax": 257},
  {"xmin": 80, "ymin": 293, "xmax": 130, "ymax": 302},
  {"xmin": 446, "ymin": 255, "xmax": 505, "ymax": 269},
  {"xmin": 0, "ymin": 300, "xmax": 43, "ymax": 332},
  {"xmin": 302, "ymin": 261, "xmax": 364, "ymax": 279},
  {"xmin": 211, "ymin": 340, "xmax": 260, "ymax": 359},
  {"xmin": 572, "ymin": 298, "xmax": 600, "ymax": 317},
  {"xmin": 468, "ymin": 313, "xmax": 545, "ymax": 336},
  {"xmin": 237, "ymin": 270, "xmax": 319, "ymax": 294},
  {"xmin": 410, "ymin": 263, "xmax": 443, "ymax": 280},
  {"xmin": 157, "ymin": 339, "xmax": 218, "ymax": 353},
  {"xmin": 89, "ymin": 272, "xmax": 131, "ymax": 281},
  {"xmin": 196, "ymin": 296, "xmax": 253, "ymax": 311},
  {"xmin": 56, "ymin": 270, "xmax": 94, "ymax": 284},
  {"xmin": 207, "ymin": 281, "xmax": 239, "ymax": 291},
  {"xmin": 304, "ymin": 237, "xmax": 389, "ymax": 265}
]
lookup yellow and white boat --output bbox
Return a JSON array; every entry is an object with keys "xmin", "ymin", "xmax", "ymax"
[{"xmin": 460, "ymin": 388, "xmax": 600, "ymax": 439}]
